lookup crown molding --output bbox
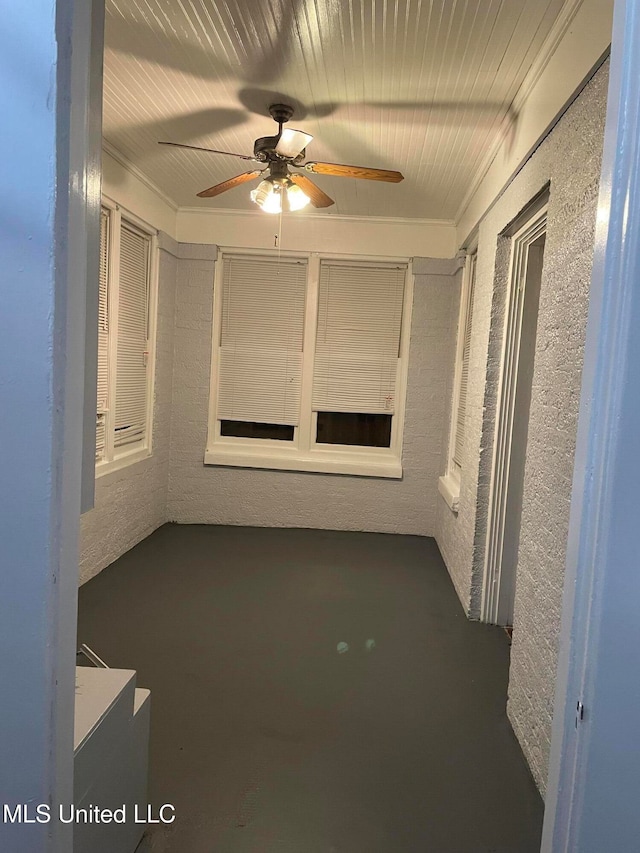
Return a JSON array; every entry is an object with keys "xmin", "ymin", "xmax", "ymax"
[
  {"xmin": 102, "ymin": 140, "xmax": 179, "ymax": 213},
  {"xmin": 453, "ymin": 0, "xmax": 587, "ymax": 227},
  {"xmin": 177, "ymin": 205, "xmax": 455, "ymax": 229},
  {"xmin": 511, "ymin": 0, "xmax": 586, "ymax": 115}
]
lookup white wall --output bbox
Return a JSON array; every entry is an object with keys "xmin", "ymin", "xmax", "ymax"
[
  {"xmin": 435, "ymin": 62, "xmax": 609, "ymax": 793},
  {"xmin": 102, "ymin": 144, "xmax": 178, "ymax": 239},
  {"xmin": 177, "ymin": 207, "xmax": 456, "ymax": 259},
  {"xmin": 543, "ymin": 3, "xmax": 640, "ymax": 843},
  {"xmin": 166, "ymin": 250, "xmax": 460, "ymax": 535}
]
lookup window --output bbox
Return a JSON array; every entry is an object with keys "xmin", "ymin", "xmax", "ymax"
[
  {"xmin": 205, "ymin": 249, "xmax": 412, "ymax": 478},
  {"xmin": 439, "ymin": 249, "xmax": 477, "ymax": 511},
  {"xmin": 95, "ymin": 199, "xmax": 158, "ymax": 475}
]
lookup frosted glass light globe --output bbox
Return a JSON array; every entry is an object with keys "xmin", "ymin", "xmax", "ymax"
[
  {"xmin": 286, "ymin": 183, "xmax": 310, "ymax": 211},
  {"xmin": 250, "ymin": 180, "xmax": 282, "ymax": 213}
]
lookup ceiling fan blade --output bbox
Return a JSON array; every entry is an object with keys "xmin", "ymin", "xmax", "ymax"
[
  {"xmin": 197, "ymin": 170, "xmax": 263, "ymax": 198},
  {"xmin": 303, "ymin": 161, "xmax": 404, "ymax": 182},
  {"xmin": 275, "ymin": 128, "xmax": 313, "ymax": 159},
  {"xmin": 289, "ymin": 173, "xmax": 334, "ymax": 208},
  {"xmin": 159, "ymin": 141, "xmax": 258, "ymax": 162}
]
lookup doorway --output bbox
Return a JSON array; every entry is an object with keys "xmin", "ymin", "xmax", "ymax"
[{"xmin": 482, "ymin": 205, "xmax": 548, "ymax": 626}]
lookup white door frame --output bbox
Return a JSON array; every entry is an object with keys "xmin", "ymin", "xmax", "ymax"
[
  {"xmin": 0, "ymin": 2, "xmax": 101, "ymax": 851},
  {"xmin": 481, "ymin": 207, "xmax": 547, "ymax": 625},
  {"xmin": 543, "ymin": 0, "xmax": 640, "ymax": 848}
]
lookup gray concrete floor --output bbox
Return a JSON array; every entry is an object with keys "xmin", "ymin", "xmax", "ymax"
[{"xmin": 77, "ymin": 524, "xmax": 543, "ymax": 852}]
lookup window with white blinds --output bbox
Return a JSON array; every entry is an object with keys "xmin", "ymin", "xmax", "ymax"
[
  {"xmin": 207, "ymin": 249, "xmax": 412, "ymax": 478},
  {"xmin": 313, "ymin": 260, "xmax": 406, "ymax": 415},
  {"xmin": 96, "ymin": 208, "xmax": 110, "ymax": 461},
  {"xmin": 452, "ymin": 251, "xmax": 477, "ymax": 471},
  {"xmin": 217, "ymin": 254, "xmax": 307, "ymax": 426},
  {"xmin": 114, "ymin": 223, "xmax": 150, "ymax": 448},
  {"xmin": 95, "ymin": 202, "xmax": 157, "ymax": 473}
]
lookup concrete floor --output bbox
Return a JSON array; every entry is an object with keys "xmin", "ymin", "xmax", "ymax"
[{"xmin": 77, "ymin": 524, "xmax": 543, "ymax": 852}]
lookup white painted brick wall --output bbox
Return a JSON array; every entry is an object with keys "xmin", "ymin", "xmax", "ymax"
[
  {"xmin": 78, "ymin": 243, "xmax": 177, "ymax": 584},
  {"xmin": 435, "ymin": 62, "xmax": 609, "ymax": 793},
  {"xmin": 167, "ymin": 257, "xmax": 459, "ymax": 536}
]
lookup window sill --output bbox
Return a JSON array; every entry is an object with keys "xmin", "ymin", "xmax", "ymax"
[
  {"xmin": 438, "ymin": 474, "xmax": 460, "ymax": 513},
  {"xmin": 96, "ymin": 447, "xmax": 151, "ymax": 478},
  {"xmin": 204, "ymin": 447, "xmax": 402, "ymax": 479}
]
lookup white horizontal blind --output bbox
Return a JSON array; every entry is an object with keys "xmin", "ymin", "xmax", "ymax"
[
  {"xmin": 217, "ymin": 254, "xmax": 307, "ymax": 426},
  {"xmin": 96, "ymin": 208, "xmax": 110, "ymax": 460},
  {"xmin": 312, "ymin": 260, "xmax": 406, "ymax": 414},
  {"xmin": 453, "ymin": 252, "xmax": 477, "ymax": 467},
  {"xmin": 114, "ymin": 221, "xmax": 150, "ymax": 448}
]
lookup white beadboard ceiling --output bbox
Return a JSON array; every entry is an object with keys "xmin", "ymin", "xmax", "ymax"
[{"xmin": 103, "ymin": 0, "xmax": 569, "ymax": 220}]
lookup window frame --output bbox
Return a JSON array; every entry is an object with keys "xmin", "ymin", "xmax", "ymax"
[
  {"xmin": 205, "ymin": 247, "xmax": 414, "ymax": 478},
  {"xmin": 439, "ymin": 245, "xmax": 478, "ymax": 511},
  {"xmin": 96, "ymin": 196, "xmax": 159, "ymax": 478}
]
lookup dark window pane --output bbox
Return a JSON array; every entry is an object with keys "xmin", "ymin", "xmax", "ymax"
[
  {"xmin": 220, "ymin": 420, "xmax": 294, "ymax": 441},
  {"xmin": 316, "ymin": 412, "xmax": 392, "ymax": 447}
]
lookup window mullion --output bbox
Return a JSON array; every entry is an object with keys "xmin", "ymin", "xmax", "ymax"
[
  {"xmin": 105, "ymin": 206, "xmax": 122, "ymax": 463},
  {"xmin": 206, "ymin": 249, "xmax": 225, "ymax": 452},
  {"xmin": 144, "ymin": 235, "xmax": 159, "ymax": 453},
  {"xmin": 389, "ymin": 264, "xmax": 413, "ymax": 458},
  {"xmin": 298, "ymin": 253, "xmax": 320, "ymax": 453},
  {"xmin": 448, "ymin": 250, "xmax": 476, "ymax": 478}
]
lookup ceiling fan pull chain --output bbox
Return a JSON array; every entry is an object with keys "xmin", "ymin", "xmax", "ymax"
[{"xmin": 277, "ymin": 205, "xmax": 283, "ymax": 261}]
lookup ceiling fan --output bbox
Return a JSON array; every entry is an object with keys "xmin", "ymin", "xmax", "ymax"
[{"xmin": 159, "ymin": 103, "xmax": 404, "ymax": 212}]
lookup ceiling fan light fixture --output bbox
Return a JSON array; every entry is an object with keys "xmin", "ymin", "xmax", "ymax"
[
  {"xmin": 285, "ymin": 182, "xmax": 311, "ymax": 211},
  {"xmin": 250, "ymin": 178, "xmax": 282, "ymax": 213},
  {"xmin": 250, "ymin": 176, "xmax": 310, "ymax": 213}
]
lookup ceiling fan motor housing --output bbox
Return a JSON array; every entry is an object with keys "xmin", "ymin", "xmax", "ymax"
[
  {"xmin": 268, "ymin": 103, "xmax": 295, "ymax": 124},
  {"xmin": 267, "ymin": 160, "xmax": 289, "ymax": 180},
  {"xmin": 253, "ymin": 103, "xmax": 306, "ymax": 164}
]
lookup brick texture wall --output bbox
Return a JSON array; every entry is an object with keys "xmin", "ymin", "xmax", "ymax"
[{"xmin": 435, "ymin": 61, "xmax": 609, "ymax": 793}]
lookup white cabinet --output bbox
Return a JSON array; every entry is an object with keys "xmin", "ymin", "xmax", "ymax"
[{"xmin": 74, "ymin": 667, "xmax": 150, "ymax": 853}]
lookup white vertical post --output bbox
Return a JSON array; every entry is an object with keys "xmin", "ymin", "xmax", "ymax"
[
  {"xmin": 543, "ymin": 1, "xmax": 640, "ymax": 849},
  {"xmin": 0, "ymin": 0, "xmax": 95, "ymax": 850}
]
